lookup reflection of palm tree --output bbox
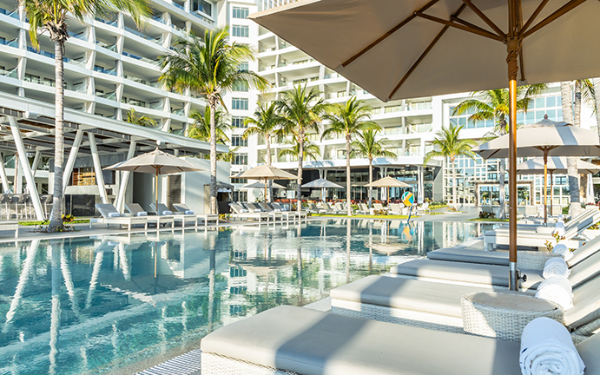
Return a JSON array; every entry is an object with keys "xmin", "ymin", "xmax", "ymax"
[
  {"xmin": 346, "ymin": 220, "xmax": 351, "ymax": 283},
  {"xmin": 50, "ymin": 241, "xmax": 62, "ymax": 375},
  {"xmin": 208, "ymin": 248, "xmax": 215, "ymax": 333}
]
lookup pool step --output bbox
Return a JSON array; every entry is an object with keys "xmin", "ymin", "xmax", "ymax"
[{"xmin": 137, "ymin": 349, "xmax": 202, "ymax": 375}]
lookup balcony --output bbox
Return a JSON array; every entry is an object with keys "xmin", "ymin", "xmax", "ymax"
[
  {"xmin": 122, "ymin": 51, "xmax": 160, "ymax": 65},
  {"xmin": 67, "ymin": 31, "xmax": 87, "ymax": 41},
  {"xmin": 171, "ymin": 108, "xmax": 185, "ymax": 116},
  {"xmin": 172, "ymin": 2, "xmax": 184, "ymax": 10},
  {"xmin": 96, "ymin": 41, "xmax": 117, "ymax": 52},
  {"xmin": 94, "ymin": 66, "xmax": 117, "ymax": 76},
  {"xmin": 152, "ymin": 15, "xmax": 166, "ymax": 24},
  {"xmin": 124, "ymin": 26, "xmax": 162, "ymax": 45},
  {"xmin": 96, "ymin": 91, "xmax": 117, "ymax": 101},
  {"xmin": 0, "ymin": 7, "xmax": 19, "ymax": 20},
  {"xmin": 124, "ymin": 74, "xmax": 161, "ymax": 88},
  {"xmin": 191, "ymin": 11, "xmax": 215, "ymax": 24},
  {"xmin": 0, "ymin": 37, "xmax": 18, "ymax": 48},
  {"xmin": 95, "ymin": 17, "xmax": 118, "ymax": 27},
  {"xmin": 408, "ymin": 123, "xmax": 433, "ymax": 133},
  {"xmin": 383, "ymin": 127, "xmax": 405, "ymax": 136},
  {"xmin": 0, "ymin": 67, "xmax": 17, "ymax": 78},
  {"xmin": 68, "ymin": 58, "xmax": 87, "ymax": 68}
]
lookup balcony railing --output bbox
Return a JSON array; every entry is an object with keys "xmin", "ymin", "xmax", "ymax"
[
  {"xmin": 0, "ymin": 68, "xmax": 17, "ymax": 78},
  {"xmin": 95, "ymin": 17, "xmax": 118, "ymax": 27},
  {"xmin": 124, "ymin": 26, "xmax": 162, "ymax": 44},
  {"xmin": 123, "ymin": 98, "xmax": 147, "ymax": 107},
  {"xmin": 68, "ymin": 59, "xmax": 87, "ymax": 68},
  {"xmin": 68, "ymin": 31, "xmax": 87, "ymax": 41},
  {"xmin": 152, "ymin": 15, "xmax": 166, "ymax": 24},
  {"xmin": 383, "ymin": 127, "xmax": 405, "ymax": 136},
  {"xmin": 149, "ymin": 101, "xmax": 163, "ymax": 110},
  {"xmin": 94, "ymin": 66, "xmax": 117, "ymax": 76},
  {"xmin": 0, "ymin": 37, "xmax": 18, "ymax": 48},
  {"xmin": 0, "ymin": 8, "xmax": 19, "ymax": 19},
  {"xmin": 96, "ymin": 41, "xmax": 117, "ymax": 52},
  {"xmin": 172, "ymin": 2, "xmax": 184, "ymax": 10},
  {"xmin": 122, "ymin": 51, "xmax": 160, "ymax": 65},
  {"xmin": 408, "ymin": 123, "xmax": 433, "ymax": 133},
  {"xmin": 124, "ymin": 74, "xmax": 161, "ymax": 88},
  {"xmin": 409, "ymin": 101, "xmax": 432, "ymax": 111},
  {"xmin": 171, "ymin": 108, "xmax": 185, "ymax": 116},
  {"xmin": 96, "ymin": 91, "xmax": 117, "ymax": 101},
  {"xmin": 191, "ymin": 11, "xmax": 215, "ymax": 24}
]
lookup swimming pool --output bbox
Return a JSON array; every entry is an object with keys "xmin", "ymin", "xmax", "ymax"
[{"xmin": 0, "ymin": 219, "xmax": 493, "ymax": 374}]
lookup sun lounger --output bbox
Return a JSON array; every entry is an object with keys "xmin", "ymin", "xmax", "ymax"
[
  {"xmin": 151, "ymin": 203, "xmax": 196, "ymax": 228},
  {"xmin": 246, "ymin": 202, "xmax": 283, "ymax": 222},
  {"xmin": 271, "ymin": 202, "xmax": 306, "ymax": 221},
  {"xmin": 125, "ymin": 203, "xmax": 174, "ymax": 229},
  {"xmin": 417, "ymin": 202, "xmax": 430, "ymax": 214},
  {"xmin": 230, "ymin": 203, "xmax": 270, "ymax": 222},
  {"xmin": 172, "ymin": 203, "xmax": 219, "ymax": 226},
  {"xmin": 201, "ymin": 305, "xmax": 600, "ymax": 375},
  {"xmin": 92, "ymin": 204, "xmax": 148, "ymax": 231},
  {"xmin": 0, "ymin": 221, "xmax": 19, "ymax": 238}
]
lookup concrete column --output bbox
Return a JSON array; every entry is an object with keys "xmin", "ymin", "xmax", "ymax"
[
  {"xmin": 31, "ymin": 151, "xmax": 41, "ymax": 178},
  {"xmin": 15, "ymin": 157, "xmax": 23, "ymax": 194},
  {"xmin": 62, "ymin": 129, "xmax": 84, "ymax": 192},
  {"xmin": 87, "ymin": 132, "xmax": 109, "ymax": 204},
  {"xmin": 8, "ymin": 117, "xmax": 44, "ymax": 220},
  {"xmin": 115, "ymin": 141, "xmax": 137, "ymax": 212},
  {"xmin": 0, "ymin": 153, "xmax": 10, "ymax": 192}
]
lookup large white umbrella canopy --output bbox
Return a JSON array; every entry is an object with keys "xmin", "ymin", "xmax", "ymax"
[
  {"xmin": 239, "ymin": 165, "xmax": 298, "ymax": 206},
  {"xmin": 301, "ymin": 178, "xmax": 343, "ymax": 189},
  {"xmin": 250, "ymin": 0, "xmax": 600, "ymax": 291},
  {"xmin": 365, "ymin": 176, "xmax": 411, "ymax": 188},
  {"xmin": 243, "ymin": 181, "xmax": 286, "ymax": 189},
  {"xmin": 516, "ymin": 157, "xmax": 600, "ymax": 175},
  {"xmin": 106, "ymin": 148, "xmax": 205, "ymax": 211}
]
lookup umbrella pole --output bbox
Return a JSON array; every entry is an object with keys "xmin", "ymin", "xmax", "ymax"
[
  {"xmin": 264, "ymin": 179, "xmax": 267, "ymax": 210},
  {"xmin": 551, "ymin": 170, "xmax": 554, "ymax": 218},
  {"xmin": 544, "ymin": 152, "xmax": 548, "ymax": 225},
  {"xmin": 507, "ymin": 35, "xmax": 519, "ymax": 292},
  {"xmin": 155, "ymin": 169, "xmax": 159, "ymax": 215}
]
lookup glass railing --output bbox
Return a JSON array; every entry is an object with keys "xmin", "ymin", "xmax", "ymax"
[
  {"xmin": 384, "ymin": 105, "xmax": 402, "ymax": 113},
  {"xmin": 152, "ymin": 15, "xmax": 166, "ymax": 24},
  {"xmin": 0, "ymin": 68, "xmax": 17, "ymax": 78},
  {"xmin": 68, "ymin": 83, "xmax": 87, "ymax": 93},
  {"xmin": 122, "ymin": 51, "xmax": 159, "ymax": 65},
  {"xmin": 409, "ymin": 101, "xmax": 432, "ymax": 111},
  {"xmin": 383, "ymin": 127, "xmax": 405, "ymax": 136},
  {"xmin": 149, "ymin": 101, "xmax": 163, "ymax": 110},
  {"xmin": 96, "ymin": 91, "xmax": 117, "ymax": 101},
  {"xmin": 191, "ymin": 11, "xmax": 215, "ymax": 24},
  {"xmin": 68, "ymin": 59, "xmax": 87, "ymax": 68},
  {"xmin": 0, "ymin": 8, "xmax": 19, "ymax": 19},
  {"xmin": 124, "ymin": 74, "xmax": 160, "ymax": 88},
  {"xmin": 124, "ymin": 26, "xmax": 162, "ymax": 44},
  {"xmin": 95, "ymin": 17, "xmax": 118, "ymax": 27},
  {"xmin": 408, "ymin": 123, "xmax": 433, "ymax": 133},
  {"xmin": 170, "ymin": 128, "xmax": 185, "ymax": 136},
  {"xmin": 0, "ymin": 37, "xmax": 18, "ymax": 48},
  {"xmin": 171, "ymin": 23, "xmax": 185, "ymax": 32},
  {"xmin": 405, "ymin": 148, "xmax": 422, "ymax": 157},
  {"xmin": 68, "ymin": 31, "xmax": 87, "ymax": 41},
  {"xmin": 94, "ymin": 66, "xmax": 117, "ymax": 76},
  {"xmin": 172, "ymin": 108, "xmax": 185, "ymax": 116},
  {"xmin": 172, "ymin": 2, "xmax": 184, "ymax": 10},
  {"xmin": 96, "ymin": 41, "xmax": 117, "ymax": 52},
  {"xmin": 124, "ymin": 99, "xmax": 147, "ymax": 107}
]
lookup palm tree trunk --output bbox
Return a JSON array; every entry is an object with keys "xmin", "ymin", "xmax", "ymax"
[
  {"xmin": 49, "ymin": 41, "xmax": 65, "ymax": 231},
  {"xmin": 561, "ymin": 81, "xmax": 580, "ymax": 216},
  {"xmin": 209, "ymin": 97, "xmax": 217, "ymax": 215},
  {"xmin": 498, "ymin": 158, "xmax": 506, "ymax": 219},
  {"xmin": 593, "ymin": 78, "xmax": 600, "ymax": 141},
  {"xmin": 297, "ymin": 136, "xmax": 303, "ymax": 213},
  {"xmin": 451, "ymin": 157, "xmax": 457, "ymax": 207},
  {"xmin": 266, "ymin": 134, "xmax": 273, "ymax": 203},
  {"xmin": 346, "ymin": 135, "xmax": 351, "ymax": 216},
  {"xmin": 574, "ymin": 81, "xmax": 587, "ymax": 204},
  {"xmin": 368, "ymin": 157, "xmax": 373, "ymax": 209}
]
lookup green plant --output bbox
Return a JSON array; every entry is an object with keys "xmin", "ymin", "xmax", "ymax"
[
  {"xmin": 479, "ymin": 211, "xmax": 495, "ymax": 219},
  {"xmin": 448, "ymin": 206, "xmax": 459, "ymax": 212},
  {"xmin": 373, "ymin": 209, "xmax": 388, "ymax": 216},
  {"xmin": 545, "ymin": 240, "xmax": 554, "ymax": 252},
  {"xmin": 589, "ymin": 222, "xmax": 600, "ymax": 230},
  {"xmin": 62, "ymin": 214, "xmax": 74, "ymax": 223},
  {"xmin": 219, "ymin": 213, "xmax": 230, "ymax": 222}
]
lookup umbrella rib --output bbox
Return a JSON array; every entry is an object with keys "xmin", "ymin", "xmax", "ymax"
[
  {"xmin": 522, "ymin": 0, "xmax": 587, "ymax": 38},
  {"xmin": 450, "ymin": 16, "xmax": 497, "ymax": 36},
  {"xmin": 461, "ymin": 0, "xmax": 506, "ymax": 38},
  {"xmin": 521, "ymin": 0, "xmax": 550, "ymax": 34},
  {"xmin": 341, "ymin": 0, "xmax": 440, "ymax": 68},
  {"xmin": 415, "ymin": 12, "xmax": 504, "ymax": 42},
  {"xmin": 389, "ymin": 4, "xmax": 467, "ymax": 100}
]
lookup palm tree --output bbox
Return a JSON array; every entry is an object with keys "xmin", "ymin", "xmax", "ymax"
[
  {"xmin": 278, "ymin": 138, "xmax": 321, "ymax": 162},
  {"xmin": 277, "ymin": 85, "xmax": 329, "ymax": 212},
  {"xmin": 243, "ymin": 102, "xmax": 286, "ymax": 202},
  {"xmin": 452, "ymin": 85, "xmax": 545, "ymax": 217},
  {"xmin": 351, "ymin": 129, "xmax": 396, "ymax": 209},
  {"xmin": 322, "ymin": 97, "xmax": 380, "ymax": 216},
  {"xmin": 188, "ymin": 107, "xmax": 231, "ymax": 145},
  {"xmin": 161, "ymin": 28, "xmax": 269, "ymax": 214},
  {"xmin": 217, "ymin": 146, "xmax": 240, "ymax": 163},
  {"xmin": 24, "ymin": 0, "xmax": 151, "ymax": 231},
  {"xmin": 424, "ymin": 124, "xmax": 477, "ymax": 206},
  {"xmin": 561, "ymin": 81, "xmax": 581, "ymax": 216},
  {"xmin": 125, "ymin": 108, "xmax": 157, "ymax": 128}
]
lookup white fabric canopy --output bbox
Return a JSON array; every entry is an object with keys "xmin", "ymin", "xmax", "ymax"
[{"xmin": 302, "ymin": 178, "xmax": 344, "ymax": 189}]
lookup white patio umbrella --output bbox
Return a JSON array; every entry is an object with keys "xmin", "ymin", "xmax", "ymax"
[
  {"xmin": 243, "ymin": 181, "xmax": 286, "ymax": 189},
  {"xmin": 474, "ymin": 116, "xmax": 600, "ymax": 224},
  {"xmin": 239, "ymin": 165, "xmax": 298, "ymax": 208},
  {"xmin": 106, "ymin": 148, "xmax": 205, "ymax": 213},
  {"xmin": 516, "ymin": 157, "xmax": 600, "ymax": 208},
  {"xmin": 250, "ymin": 0, "xmax": 600, "ymax": 291},
  {"xmin": 302, "ymin": 178, "xmax": 343, "ymax": 202},
  {"xmin": 366, "ymin": 176, "xmax": 411, "ymax": 203}
]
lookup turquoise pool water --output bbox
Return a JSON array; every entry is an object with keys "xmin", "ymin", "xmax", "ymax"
[{"xmin": 0, "ymin": 219, "xmax": 493, "ymax": 374}]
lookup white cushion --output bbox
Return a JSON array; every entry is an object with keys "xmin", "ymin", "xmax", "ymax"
[
  {"xmin": 162, "ymin": 210, "xmax": 173, "ymax": 215},
  {"xmin": 136, "ymin": 212, "xmax": 148, "ymax": 217},
  {"xmin": 274, "ymin": 209, "xmax": 282, "ymax": 212},
  {"xmin": 254, "ymin": 209, "xmax": 262, "ymax": 213},
  {"xmin": 185, "ymin": 210, "xmax": 194, "ymax": 215},
  {"xmin": 240, "ymin": 209, "xmax": 249, "ymax": 213},
  {"xmin": 108, "ymin": 212, "xmax": 120, "ymax": 218}
]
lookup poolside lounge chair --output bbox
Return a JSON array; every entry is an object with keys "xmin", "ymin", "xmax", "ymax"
[
  {"xmin": 151, "ymin": 203, "xmax": 198, "ymax": 228},
  {"xmin": 373, "ymin": 202, "xmax": 385, "ymax": 212},
  {"xmin": 246, "ymin": 202, "xmax": 283, "ymax": 222},
  {"xmin": 0, "ymin": 221, "xmax": 19, "ymax": 238},
  {"xmin": 271, "ymin": 202, "xmax": 307, "ymax": 221},
  {"xmin": 389, "ymin": 203, "xmax": 406, "ymax": 215},
  {"xmin": 230, "ymin": 202, "xmax": 270, "ymax": 222},
  {"xmin": 172, "ymin": 203, "xmax": 219, "ymax": 227},
  {"xmin": 201, "ymin": 305, "xmax": 600, "ymax": 375},
  {"xmin": 125, "ymin": 203, "xmax": 174, "ymax": 229},
  {"xmin": 91, "ymin": 204, "xmax": 148, "ymax": 231},
  {"xmin": 417, "ymin": 202, "xmax": 430, "ymax": 215},
  {"xmin": 355, "ymin": 203, "xmax": 369, "ymax": 215}
]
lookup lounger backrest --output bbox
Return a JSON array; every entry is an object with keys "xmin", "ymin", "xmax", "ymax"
[
  {"xmin": 374, "ymin": 203, "xmax": 383, "ymax": 210},
  {"xmin": 173, "ymin": 203, "xmax": 189, "ymax": 213},
  {"xmin": 569, "ymin": 248, "xmax": 600, "ymax": 288},
  {"xmin": 390, "ymin": 203, "xmax": 400, "ymax": 211},
  {"xmin": 96, "ymin": 203, "xmax": 119, "ymax": 218},
  {"xmin": 229, "ymin": 203, "xmax": 244, "ymax": 214},
  {"xmin": 569, "ymin": 235, "xmax": 600, "ymax": 267},
  {"xmin": 125, "ymin": 203, "xmax": 145, "ymax": 215},
  {"xmin": 263, "ymin": 203, "xmax": 274, "ymax": 212},
  {"xmin": 571, "ymin": 273, "xmax": 600, "ymax": 330},
  {"xmin": 565, "ymin": 209, "xmax": 595, "ymax": 230},
  {"xmin": 247, "ymin": 203, "xmax": 264, "ymax": 212},
  {"xmin": 360, "ymin": 203, "xmax": 368, "ymax": 211}
]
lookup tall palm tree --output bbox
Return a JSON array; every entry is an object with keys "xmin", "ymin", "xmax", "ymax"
[
  {"xmin": 243, "ymin": 102, "xmax": 285, "ymax": 202},
  {"xmin": 351, "ymin": 129, "xmax": 396, "ymax": 209},
  {"xmin": 561, "ymin": 81, "xmax": 581, "ymax": 216},
  {"xmin": 277, "ymin": 85, "xmax": 329, "ymax": 212},
  {"xmin": 278, "ymin": 138, "xmax": 321, "ymax": 162},
  {"xmin": 188, "ymin": 107, "xmax": 231, "ymax": 145},
  {"xmin": 126, "ymin": 108, "xmax": 157, "ymax": 128},
  {"xmin": 161, "ymin": 28, "xmax": 269, "ymax": 214},
  {"xmin": 322, "ymin": 97, "xmax": 380, "ymax": 216},
  {"xmin": 424, "ymin": 124, "xmax": 477, "ymax": 206},
  {"xmin": 24, "ymin": 0, "xmax": 151, "ymax": 231},
  {"xmin": 452, "ymin": 85, "xmax": 545, "ymax": 217}
]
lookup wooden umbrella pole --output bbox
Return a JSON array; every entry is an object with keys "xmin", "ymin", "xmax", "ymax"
[
  {"xmin": 550, "ymin": 170, "xmax": 554, "ymax": 212},
  {"xmin": 543, "ymin": 151, "xmax": 548, "ymax": 225},
  {"xmin": 507, "ymin": 33, "xmax": 519, "ymax": 291},
  {"xmin": 264, "ymin": 179, "xmax": 268, "ymax": 209},
  {"xmin": 155, "ymin": 168, "xmax": 159, "ymax": 215}
]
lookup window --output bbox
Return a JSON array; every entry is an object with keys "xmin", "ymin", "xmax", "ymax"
[
  {"xmin": 232, "ymin": 135, "xmax": 248, "ymax": 147},
  {"xmin": 197, "ymin": 0, "xmax": 212, "ymax": 16},
  {"xmin": 232, "ymin": 81, "xmax": 249, "ymax": 92},
  {"xmin": 232, "ymin": 98, "xmax": 248, "ymax": 110},
  {"xmin": 232, "ymin": 116, "xmax": 246, "ymax": 128},
  {"xmin": 232, "ymin": 7, "xmax": 249, "ymax": 19},
  {"xmin": 233, "ymin": 153, "xmax": 248, "ymax": 165},
  {"xmin": 238, "ymin": 62, "xmax": 249, "ymax": 72},
  {"xmin": 232, "ymin": 25, "xmax": 249, "ymax": 37},
  {"xmin": 231, "ymin": 178, "xmax": 248, "ymax": 184}
]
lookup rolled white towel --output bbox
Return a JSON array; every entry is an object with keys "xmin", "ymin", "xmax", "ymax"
[
  {"xmin": 274, "ymin": 209, "xmax": 281, "ymax": 212},
  {"xmin": 553, "ymin": 222, "xmax": 566, "ymax": 237},
  {"xmin": 520, "ymin": 317, "xmax": 584, "ymax": 375},
  {"xmin": 240, "ymin": 209, "xmax": 249, "ymax": 213},
  {"xmin": 543, "ymin": 257, "xmax": 571, "ymax": 279},
  {"xmin": 184, "ymin": 210, "xmax": 194, "ymax": 215},
  {"xmin": 254, "ymin": 209, "xmax": 262, "ymax": 213},
  {"xmin": 136, "ymin": 212, "xmax": 148, "ymax": 217},
  {"xmin": 162, "ymin": 210, "xmax": 173, "ymax": 215},
  {"xmin": 535, "ymin": 276, "xmax": 573, "ymax": 310},
  {"xmin": 552, "ymin": 243, "xmax": 573, "ymax": 262},
  {"xmin": 108, "ymin": 212, "xmax": 120, "ymax": 218}
]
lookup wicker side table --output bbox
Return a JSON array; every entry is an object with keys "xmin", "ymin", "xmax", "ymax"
[{"xmin": 461, "ymin": 291, "xmax": 564, "ymax": 341}]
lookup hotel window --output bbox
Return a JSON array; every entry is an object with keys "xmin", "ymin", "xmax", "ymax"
[
  {"xmin": 232, "ymin": 81, "xmax": 249, "ymax": 92},
  {"xmin": 238, "ymin": 62, "xmax": 249, "ymax": 72},
  {"xmin": 232, "ymin": 7, "xmax": 249, "ymax": 19},
  {"xmin": 231, "ymin": 178, "xmax": 248, "ymax": 184},
  {"xmin": 197, "ymin": 0, "xmax": 212, "ymax": 16},
  {"xmin": 232, "ymin": 25, "xmax": 249, "ymax": 37},
  {"xmin": 232, "ymin": 116, "xmax": 247, "ymax": 128},
  {"xmin": 232, "ymin": 98, "xmax": 248, "ymax": 110},
  {"xmin": 231, "ymin": 135, "xmax": 248, "ymax": 147},
  {"xmin": 233, "ymin": 153, "xmax": 248, "ymax": 165}
]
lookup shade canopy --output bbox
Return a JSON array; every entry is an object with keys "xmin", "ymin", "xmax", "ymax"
[
  {"xmin": 365, "ymin": 176, "xmax": 411, "ymax": 188},
  {"xmin": 473, "ymin": 118, "xmax": 600, "ymax": 160},
  {"xmin": 239, "ymin": 165, "xmax": 298, "ymax": 180},
  {"xmin": 106, "ymin": 148, "xmax": 205, "ymax": 175},
  {"xmin": 250, "ymin": 0, "xmax": 600, "ymax": 102},
  {"xmin": 301, "ymin": 178, "xmax": 344, "ymax": 189},
  {"xmin": 243, "ymin": 181, "xmax": 286, "ymax": 189},
  {"xmin": 516, "ymin": 157, "xmax": 600, "ymax": 175}
]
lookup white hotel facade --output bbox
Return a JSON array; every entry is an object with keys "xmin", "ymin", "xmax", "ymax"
[{"xmin": 0, "ymin": 0, "xmax": 596, "ymax": 216}]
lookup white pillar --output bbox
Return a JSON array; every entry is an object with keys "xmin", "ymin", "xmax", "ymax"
[
  {"xmin": 88, "ymin": 132, "xmax": 108, "ymax": 204},
  {"xmin": 0, "ymin": 153, "xmax": 9, "ymax": 192},
  {"xmin": 31, "ymin": 151, "xmax": 41, "ymax": 178},
  {"xmin": 8, "ymin": 117, "xmax": 44, "ymax": 220},
  {"xmin": 15, "ymin": 156, "xmax": 23, "ymax": 194},
  {"xmin": 62, "ymin": 130, "xmax": 84, "ymax": 192},
  {"xmin": 115, "ymin": 141, "xmax": 136, "ymax": 212}
]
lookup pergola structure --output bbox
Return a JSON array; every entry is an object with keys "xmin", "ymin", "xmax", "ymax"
[{"xmin": 0, "ymin": 92, "xmax": 227, "ymax": 220}]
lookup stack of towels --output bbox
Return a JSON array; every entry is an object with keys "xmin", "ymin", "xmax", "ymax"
[
  {"xmin": 535, "ymin": 254, "xmax": 573, "ymax": 310},
  {"xmin": 520, "ymin": 317, "xmax": 585, "ymax": 375}
]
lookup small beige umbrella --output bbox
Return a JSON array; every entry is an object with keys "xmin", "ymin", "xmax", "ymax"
[
  {"xmin": 106, "ymin": 148, "xmax": 205, "ymax": 213},
  {"xmin": 366, "ymin": 176, "xmax": 411, "ymax": 203},
  {"xmin": 239, "ymin": 165, "xmax": 298, "ymax": 208}
]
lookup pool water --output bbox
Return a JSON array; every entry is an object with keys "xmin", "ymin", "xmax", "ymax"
[{"xmin": 0, "ymin": 219, "xmax": 493, "ymax": 374}]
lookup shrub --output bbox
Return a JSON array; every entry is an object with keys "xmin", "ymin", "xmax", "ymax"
[
  {"xmin": 479, "ymin": 211, "xmax": 495, "ymax": 219},
  {"xmin": 373, "ymin": 209, "xmax": 388, "ymax": 216}
]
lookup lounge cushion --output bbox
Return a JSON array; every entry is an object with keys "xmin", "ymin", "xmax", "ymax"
[
  {"xmin": 390, "ymin": 259, "xmax": 544, "ymax": 291},
  {"xmin": 428, "ymin": 247, "xmax": 509, "ymax": 266},
  {"xmin": 569, "ymin": 249, "xmax": 600, "ymax": 288},
  {"xmin": 576, "ymin": 332, "xmax": 600, "ymax": 374},
  {"xmin": 567, "ymin": 275, "xmax": 600, "ymax": 329},
  {"xmin": 569, "ymin": 235, "xmax": 600, "ymax": 267},
  {"xmin": 201, "ymin": 305, "xmax": 522, "ymax": 375}
]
